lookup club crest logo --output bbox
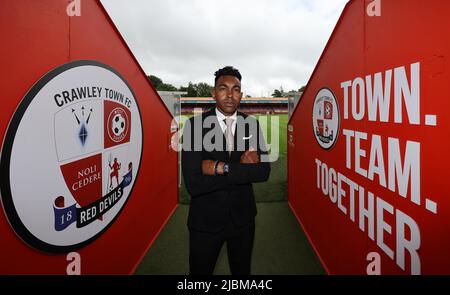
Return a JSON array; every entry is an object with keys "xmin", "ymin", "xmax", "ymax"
[
  {"xmin": 312, "ymin": 88, "xmax": 340, "ymax": 150},
  {"xmin": 0, "ymin": 60, "xmax": 143, "ymax": 252},
  {"xmin": 107, "ymin": 107, "xmax": 129, "ymax": 144}
]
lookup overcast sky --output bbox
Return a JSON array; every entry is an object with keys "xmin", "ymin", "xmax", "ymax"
[{"xmin": 101, "ymin": 0, "xmax": 348, "ymax": 97}]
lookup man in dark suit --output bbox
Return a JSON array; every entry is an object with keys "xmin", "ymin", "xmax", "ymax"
[{"xmin": 182, "ymin": 66, "xmax": 270, "ymax": 275}]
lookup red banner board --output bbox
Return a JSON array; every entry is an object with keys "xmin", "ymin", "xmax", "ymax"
[
  {"xmin": 288, "ymin": 0, "xmax": 450, "ymax": 274},
  {"xmin": 0, "ymin": 0, "xmax": 177, "ymax": 274}
]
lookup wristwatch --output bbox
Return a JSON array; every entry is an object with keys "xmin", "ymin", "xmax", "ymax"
[{"xmin": 223, "ymin": 162, "xmax": 231, "ymax": 175}]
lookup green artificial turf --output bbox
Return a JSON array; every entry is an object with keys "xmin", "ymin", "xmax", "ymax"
[{"xmin": 134, "ymin": 202, "xmax": 325, "ymax": 275}]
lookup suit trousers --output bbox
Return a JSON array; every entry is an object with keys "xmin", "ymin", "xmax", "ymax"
[{"xmin": 189, "ymin": 220, "xmax": 255, "ymax": 275}]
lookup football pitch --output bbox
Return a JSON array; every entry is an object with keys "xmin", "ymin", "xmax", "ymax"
[{"xmin": 179, "ymin": 114, "xmax": 288, "ymax": 203}]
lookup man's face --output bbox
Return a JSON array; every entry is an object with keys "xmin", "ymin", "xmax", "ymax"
[{"xmin": 212, "ymin": 75, "xmax": 242, "ymax": 116}]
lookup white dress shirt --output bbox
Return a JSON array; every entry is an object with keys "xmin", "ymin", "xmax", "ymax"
[{"xmin": 215, "ymin": 108, "xmax": 237, "ymax": 136}]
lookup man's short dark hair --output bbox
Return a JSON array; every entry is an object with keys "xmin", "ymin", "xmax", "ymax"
[{"xmin": 214, "ymin": 66, "xmax": 242, "ymax": 85}]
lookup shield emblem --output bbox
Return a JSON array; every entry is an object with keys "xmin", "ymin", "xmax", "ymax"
[
  {"xmin": 60, "ymin": 153, "xmax": 103, "ymax": 209},
  {"xmin": 54, "ymin": 99, "xmax": 134, "ymax": 228}
]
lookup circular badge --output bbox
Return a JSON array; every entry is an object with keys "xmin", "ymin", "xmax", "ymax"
[
  {"xmin": 312, "ymin": 88, "xmax": 340, "ymax": 150},
  {"xmin": 107, "ymin": 107, "xmax": 129, "ymax": 142},
  {"xmin": 0, "ymin": 60, "xmax": 143, "ymax": 252}
]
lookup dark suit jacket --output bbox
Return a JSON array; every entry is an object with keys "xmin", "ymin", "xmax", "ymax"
[{"xmin": 182, "ymin": 108, "xmax": 271, "ymax": 233}]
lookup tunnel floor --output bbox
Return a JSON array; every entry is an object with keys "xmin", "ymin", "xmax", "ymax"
[{"xmin": 135, "ymin": 202, "xmax": 325, "ymax": 275}]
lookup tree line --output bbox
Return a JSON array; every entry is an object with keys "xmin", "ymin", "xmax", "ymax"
[
  {"xmin": 148, "ymin": 74, "xmax": 305, "ymax": 98},
  {"xmin": 271, "ymin": 86, "xmax": 306, "ymax": 98},
  {"xmin": 148, "ymin": 75, "xmax": 212, "ymax": 97}
]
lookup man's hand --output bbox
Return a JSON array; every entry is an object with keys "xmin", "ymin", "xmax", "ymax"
[
  {"xmin": 202, "ymin": 160, "xmax": 216, "ymax": 175},
  {"xmin": 202, "ymin": 149, "xmax": 259, "ymax": 176},
  {"xmin": 202, "ymin": 160, "xmax": 225, "ymax": 175},
  {"xmin": 240, "ymin": 148, "xmax": 259, "ymax": 164}
]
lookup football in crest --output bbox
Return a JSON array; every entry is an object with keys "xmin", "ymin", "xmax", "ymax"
[
  {"xmin": 112, "ymin": 113, "xmax": 126, "ymax": 136},
  {"xmin": 325, "ymin": 104, "xmax": 331, "ymax": 117}
]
